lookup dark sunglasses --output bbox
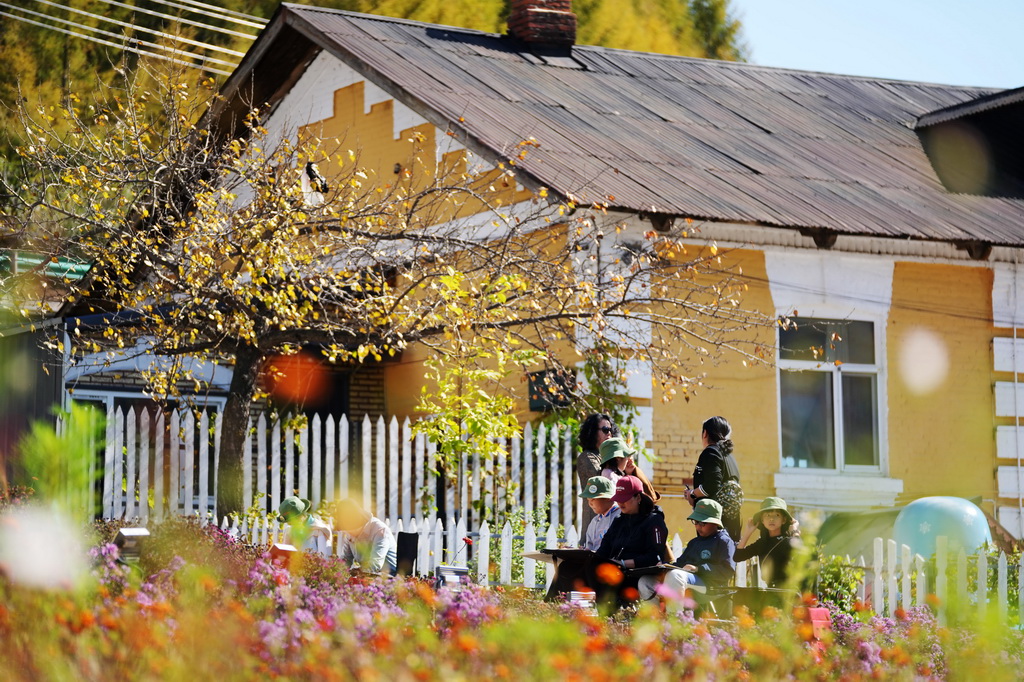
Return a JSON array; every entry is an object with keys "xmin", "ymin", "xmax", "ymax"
[{"xmin": 599, "ymin": 426, "xmax": 614, "ymax": 434}]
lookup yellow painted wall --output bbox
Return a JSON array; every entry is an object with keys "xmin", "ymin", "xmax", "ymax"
[
  {"xmin": 649, "ymin": 246, "xmax": 779, "ymax": 537},
  {"xmin": 887, "ymin": 262, "xmax": 995, "ymax": 505}
]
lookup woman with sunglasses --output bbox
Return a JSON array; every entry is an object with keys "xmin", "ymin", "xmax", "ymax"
[{"xmin": 577, "ymin": 413, "xmax": 618, "ymax": 537}]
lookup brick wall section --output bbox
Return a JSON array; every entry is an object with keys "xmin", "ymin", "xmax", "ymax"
[
  {"xmin": 348, "ymin": 365, "xmax": 387, "ymax": 416},
  {"xmin": 507, "ymin": 0, "xmax": 577, "ymax": 45}
]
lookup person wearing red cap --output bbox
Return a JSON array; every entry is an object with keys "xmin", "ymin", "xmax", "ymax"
[{"xmin": 588, "ymin": 475, "xmax": 669, "ymax": 607}]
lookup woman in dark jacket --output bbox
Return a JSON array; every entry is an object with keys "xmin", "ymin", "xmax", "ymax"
[
  {"xmin": 589, "ymin": 475, "xmax": 669, "ymax": 606},
  {"xmin": 686, "ymin": 416, "xmax": 742, "ymax": 541}
]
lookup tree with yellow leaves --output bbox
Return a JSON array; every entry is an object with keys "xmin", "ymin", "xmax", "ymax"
[{"xmin": 4, "ymin": 58, "xmax": 771, "ymax": 515}]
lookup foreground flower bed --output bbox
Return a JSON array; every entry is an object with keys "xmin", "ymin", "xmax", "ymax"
[{"xmin": 1, "ymin": 519, "xmax": 1022, "ymax": 680}]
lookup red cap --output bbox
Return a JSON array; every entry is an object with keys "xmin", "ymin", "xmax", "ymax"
[{"xmin": 611, "ymin": 475, "xmax": 643, "ymax": 503}]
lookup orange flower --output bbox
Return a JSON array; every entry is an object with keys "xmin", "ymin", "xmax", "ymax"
[
  {"xmin": 455, "ymin": 634, "xmax": 478, "ymax": 654},
  {"xmin": 549, "ymin": 653, "xmax": 570, "ymax": 670},
  {"xmin": 621, "ymin": 586, "xmax": 639, "ymax": 601},
  {"xmin": 369, "ymin": 630, "xmax": 392, "ymax": 653},
  {"xmin": 414, "ymin": 581, "xmax": 437, "ymax": 606},
  {"xmin": 735, "ymin": 611, "xmax": 756, "ymax": 629},
  {"xmin": 584, "ymin": 636, "xmax": 607, "ymax": 653},
  {"xmin": 595, "ymin": 562, "xmax": 623, "ymax": 586}
]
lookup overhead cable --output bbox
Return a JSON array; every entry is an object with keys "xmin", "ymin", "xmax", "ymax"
[
  {"xmin": 0, "ymin": 10, "xmax": 234, "ymax": 76},
  {"xmin": 103, "ymin": 0, "xmax": 266, "ymax": 29},
  {"xmin": 165, "ymin": 0, "xmax": 266, "ymax": 24},
  {"xmin": 1, "ymin": 3, "xmax": 239, "ymax": 68},
  {"xmin": 26, "ymin": 0, "xmax": 247, "ymax": 57},
  {"xmin": 62, "ymin": 0, "xmax": 258, "ymax": 40}
]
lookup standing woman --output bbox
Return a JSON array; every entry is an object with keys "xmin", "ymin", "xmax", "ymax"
[
  {"xmin": 686, "ymin": 416, "xmax": 743, "ymax": 541},
  {"xmin": 577, "ymin": 413, "xmax": 618, "ymax": 537}
]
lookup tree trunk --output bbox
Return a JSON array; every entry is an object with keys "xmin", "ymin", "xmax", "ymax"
[{"xmin": 217, "ymin": 345, "xmax": 263, "ymax": 516}]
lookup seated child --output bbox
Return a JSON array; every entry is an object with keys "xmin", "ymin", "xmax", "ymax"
[
  {"xmin": 544, "ymin": 475, "xmax": 622, "ymax": 600},
  {"xmin": 639, "ymin": 498, "xmax": 735, "ymax": 608},
  {"xmin": 734, "ymin": 496, "xmax": 801, "ymax": 587},
  {"xmin": 279, "ymin": 496, "xmax": 332, "ymax": 552},
  {"xmin": 333, "ymin": 498, "xmax": 398, "ymax": 575},
  {"xmin": 581, "ymin": 476, "xmax": 621, "ymax": 551}
]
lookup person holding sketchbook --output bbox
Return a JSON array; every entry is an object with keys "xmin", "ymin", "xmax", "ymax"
[
  {"xmin": 639, "ymin": 498, "xmax": 735, "ymax": 610},
  {"xmin": 589, "ymin": 475, "xmax": 670, "ymax": 606}
]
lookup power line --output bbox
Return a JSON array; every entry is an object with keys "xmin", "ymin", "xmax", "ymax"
[
  {"xmin": 57, "ymin": 0, "xmax": 259, "ymax": 40},
  {"xmin": 22, "ymin": 0, "xmax": 246, "ymax": 57},
  {"xmin": 166, "ymin": 0, "xmax": 266, "ymax": 25},
  {"xmin": 108, "ymin": 0, "xmax": 266, "ymax": 30},
  {"xmin": 0, "ymin": 10, "xmax": 234, "ymax": 75},
  {"xmin": 1, "ymin": 3, "xmax": 239, "ymax": 68}
]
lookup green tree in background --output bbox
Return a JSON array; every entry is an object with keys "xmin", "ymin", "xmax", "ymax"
[{"xmin": 688, "ymin": 0, "xmax": 746, "ymax": 61}]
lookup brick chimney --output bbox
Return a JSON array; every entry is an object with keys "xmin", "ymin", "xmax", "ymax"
[{"xmin": 507, "ymin": 0, "xmax": 577, "ymax": 47}]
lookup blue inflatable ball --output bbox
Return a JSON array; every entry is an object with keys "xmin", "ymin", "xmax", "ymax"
[{"xmin": 893, "ymin": 496, "xmax": 992, "ymax": 559}]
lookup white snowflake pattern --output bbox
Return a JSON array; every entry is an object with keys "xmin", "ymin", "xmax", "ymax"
[{"xmin": 919, "ymin": 521, "xmax": 931, "ymax": 535}]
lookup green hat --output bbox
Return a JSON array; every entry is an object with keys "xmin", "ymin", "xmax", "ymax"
[
  {"xmin": 687, "ymin": 498, "xmax": 724, "ymax": 526},
  {"xmin": 580, "ymin": 476, "xmax": 615, "ymax": 499},
  {"xmin": 753, "ymin": 496, "xmax": 792, "ymax": 526},
  {"xmin": 279, "ymin": 496, "xmax": 312, "ymax": 522},
  {"xmin": 599, "ymin": 437, "xmax": 635, "ymax": 466}
]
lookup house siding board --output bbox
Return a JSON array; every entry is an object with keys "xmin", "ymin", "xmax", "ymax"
[{"xmin": 277, "ymin": 7, "xmax": 1024, "ymax": 245}]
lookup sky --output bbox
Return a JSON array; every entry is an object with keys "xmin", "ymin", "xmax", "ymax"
[{"xmin": 731, "ymin": 0, "xmax": 1024, "ymax": 89}]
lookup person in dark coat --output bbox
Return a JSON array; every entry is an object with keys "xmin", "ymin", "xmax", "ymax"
[
  {"xmin": 589, "ymin": 475, "xmax": 669, "ymax": 607},
  {"xmin": 686, "ymin": 415, "xmax": 742, "ymax": 541}
]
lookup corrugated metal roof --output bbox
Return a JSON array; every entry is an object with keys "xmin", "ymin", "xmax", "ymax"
[{"xmin": 259, "ymin": 5, "xmax": 1024, "ymax": 247}]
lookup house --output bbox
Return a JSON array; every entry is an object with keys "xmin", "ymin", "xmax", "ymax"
[
  {"xmin": 199, "ymin": 0, "xmax": 1024, "ymax": 535},
  {"xmin": 13, "ymin": 0, "xmax": 1024, "ymax": 535}
]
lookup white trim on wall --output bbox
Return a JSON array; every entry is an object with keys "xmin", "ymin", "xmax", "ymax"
[{"xmin": 774, "ymin": 470, "xmax": 903, "ymax": 510}]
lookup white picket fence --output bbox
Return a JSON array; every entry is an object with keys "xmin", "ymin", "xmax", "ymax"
[
  {"xmin": 203, "ymin": 512, "xmax": 766, "ymax": 591},
  {"xmin": 99, "ymin": 406, "xmax": 622, "ymax": 535},
  {"xmin": 832, "ymin": 536, "xmax": 1024, "ymax": 624}
]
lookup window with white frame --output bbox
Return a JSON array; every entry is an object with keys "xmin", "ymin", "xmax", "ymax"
[{"xmin": 778, "ymin": 317, "xmax": 880, "ymax": 471}]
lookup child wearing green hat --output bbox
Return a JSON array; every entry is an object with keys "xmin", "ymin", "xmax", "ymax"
[
  {"xmin": 639, "ymin": 498, "xmax": 735, "ymax": 608},
  {"xmin": 580, "ymin": 476, "xmax": 621, "ymax": 551},
  {"xmin": 734, "ymin": 496, "xmax": 801, "ymax": 587},
  {"xmin": 278, "ymin": 496, "xmax": 333, "ymax": 552},
  {"xmin": 544, "ymin": 475, "xmax": 623, "ymax": 600},
  {"xmin": 598, "ymin": 437, "xmax": 660, "ymax": 502}
]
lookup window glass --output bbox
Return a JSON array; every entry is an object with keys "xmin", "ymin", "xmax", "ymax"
[
  {"xmin": 780, "ymin": 318, "xmax": 874, "ymax": 364},
  {"xmin": 779, "ymin": 318, "xmax": 828, "ymax": 362},
  {"xmin": 842, "ymin": 373, "xmax": 878, "ymax": 466},
  {"xmin": 780, "ymin": 370, "xmax": 835, "ymax": 469},
  {"xmin": 842, "ymin": 321, "xmax": 875, "ymax": 364}
]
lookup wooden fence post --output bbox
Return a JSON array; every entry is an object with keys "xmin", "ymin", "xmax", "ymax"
[
  {"xmin": 872, "ymin": 537, "xmax": 884, "ymax": 615},
  {"xmin": 478, "ymin": 521, "xmax": 491, "ymax": 586},
  {"xmin": 523, "ymin": 521, "xmax": 537, "ymax": 589}
]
